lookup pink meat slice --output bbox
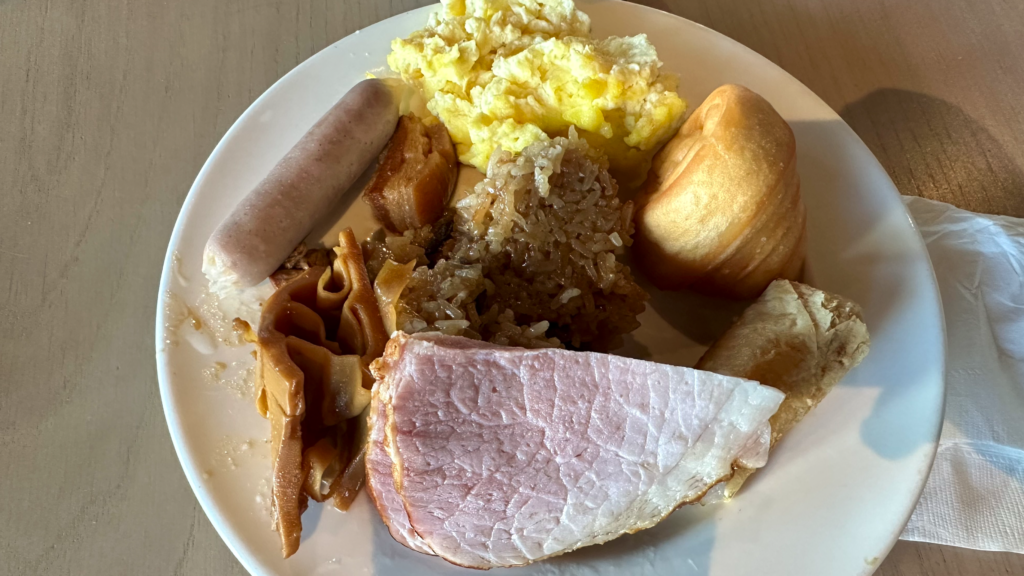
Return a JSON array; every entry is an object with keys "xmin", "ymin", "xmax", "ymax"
[
  {"xmin": 365, "ymin": 335, "xmax": 504, "ymax": 553},
  {"xmin": 372, "ymin": 333, "xmax": 784, "ymax": 569},
  {"xmin": 365, "ymin": 386, "xmax": 435, "ymax": 555}
]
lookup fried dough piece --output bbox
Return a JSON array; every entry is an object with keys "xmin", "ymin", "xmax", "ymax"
[
  {"xmin": 634, "ymin": 85, "xmax": 806, "ymax": 299},
  {"xmin": 696, "ymin": 279, "xmax": 870, "ymax": 500},
  {"xmin": 363, "ymin": 114, "xmax": 458, "ymax": 233}
]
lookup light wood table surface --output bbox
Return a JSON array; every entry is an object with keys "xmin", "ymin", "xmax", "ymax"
[{"xmin": 2, "ymin": 0, "xmax": 1022, "ymax": 574}]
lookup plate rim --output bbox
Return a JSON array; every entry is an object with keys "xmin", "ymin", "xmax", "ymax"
[{"xmin": 155, "ymin": 3, "xmax": 947, "ymax": 575}]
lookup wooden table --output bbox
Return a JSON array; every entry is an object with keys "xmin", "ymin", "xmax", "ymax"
[{"xmin": 1, "ymin": 0, "xmax": 1022, "ymax": 574}]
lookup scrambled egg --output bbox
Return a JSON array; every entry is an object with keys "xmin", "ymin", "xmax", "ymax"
[{"xmin": 388, "ymin": 0, "xmax": 686, "ymax": 187}]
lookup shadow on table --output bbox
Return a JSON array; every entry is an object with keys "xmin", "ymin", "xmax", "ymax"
[
  {"xmin": 839, "ymin": 88, "xmax": 1024, "ymax": 218},
  {"xmin": 838, "ymin": 89, "xmax": 1024, "ymax": 465}
]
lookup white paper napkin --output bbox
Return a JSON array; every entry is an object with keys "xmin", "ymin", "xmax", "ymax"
[{"xmin": 898, "ymin": 196, "xmax": 1024, "ymax": 553}]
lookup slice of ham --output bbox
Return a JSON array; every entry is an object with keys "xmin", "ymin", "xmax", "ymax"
[
  {"xmin": 364, "ymin": 335, "xmax": 505, "ymax": 554},
  {"xmin": 367, "ymin": 332, "xmax": 784, "ymax": 569},
  {"xmin": 365, "ymin": 384, "xmax": 436, "ymax": 555}
]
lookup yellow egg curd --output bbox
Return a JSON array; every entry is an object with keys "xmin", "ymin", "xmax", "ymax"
[{"xmin": 388, "ymin": 0, "xmax": 686, "ymax": 187}]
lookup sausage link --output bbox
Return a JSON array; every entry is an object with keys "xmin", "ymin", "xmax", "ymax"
[{"xmin": 204, "ymin": 79, "xmax": 399, "ymax": 289}]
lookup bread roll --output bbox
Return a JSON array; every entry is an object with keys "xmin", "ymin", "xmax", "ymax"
[{"xmin": 634, "ymin": 84, "xmax": 806, "ymax": 299}]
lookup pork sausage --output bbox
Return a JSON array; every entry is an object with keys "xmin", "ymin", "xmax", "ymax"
[{"xmin": 204, "ymin": 79, "xmax": 400, "ymax": 289}]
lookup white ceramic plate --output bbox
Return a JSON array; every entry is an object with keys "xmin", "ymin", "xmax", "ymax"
[{"xmin": 156, "ymin": 2, "xmax": 946, "ymax": 575}]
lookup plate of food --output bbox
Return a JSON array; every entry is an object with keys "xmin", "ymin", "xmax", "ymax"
[{"xmin": 155, "ymin": 0, "xmax": 946, "ymax": 574}]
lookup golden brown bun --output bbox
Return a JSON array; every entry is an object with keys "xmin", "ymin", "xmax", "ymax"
[
  {"xmin": 634, "ymin": 84, "xmax": 806, "ymax": 299},
  {"xmin": 696, "ymin": 279, "xmax": 870, "ymax": 499}
]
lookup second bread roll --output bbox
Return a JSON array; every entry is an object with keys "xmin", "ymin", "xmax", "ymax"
[{"xmin": 634, "ymin": 84, "xmax": 806, "ymax": 299}]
